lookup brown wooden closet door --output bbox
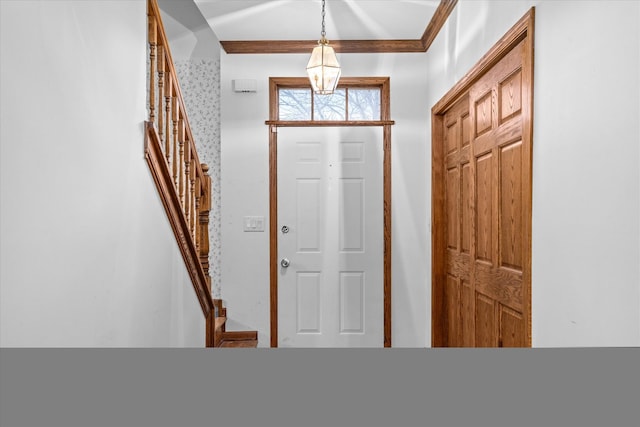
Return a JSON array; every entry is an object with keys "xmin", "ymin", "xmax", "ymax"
[
  {"xmin": 443, "ymin": 95, "xmax": 472, "ymax": 347},
  {"xmin": 442, "ymin": 39, "xmax": 528, "ymax": 347},
  {"xmin": 471, "ymin": 39, "xmax": 527, "ymax": 347}
]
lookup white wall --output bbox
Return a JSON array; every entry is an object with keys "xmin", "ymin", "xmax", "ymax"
[
  {"xmin": 221, "ymin": 53, "xmax": 430, "ymax": 347},
  {"xmin": 221, "ymin": 0, "xmax": 639, "ymax": 347},
  {"xmin": 426, "ymin": 0, "xmax": 640, "ymax": 346},
  {"xmin": 0, "ymin": 1, "xmax": 204, "ymax": 347}
]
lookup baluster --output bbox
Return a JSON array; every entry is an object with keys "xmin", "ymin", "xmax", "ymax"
[
  {"xmin": 199, "ymin": 163, "xmax": 211, "ymax": 290},
  {"xmin": 184, "ymin": 135, "xmax": 191, "ymax": 226},
  {"xmin": 178, "ymin": 116, "xmax": 185, "ymax": 208},
  {"xmin": 164, "ymin": 69, "xmax": 172, "ymax": 167},
  {"xmin": 195, "ymin": 173, "xmax": 202, "ymax": 254},
  {"xmin": 156, "ymin": 44, "xmax": 164, "ymax": 148},
  {"xmin": 148, "ymin": 16, "xmax": 156, "ymax": 123},
  {"xmin": 172, "ymin": 92, "xmax": 179, "ymax": 188},
  {"xmin": 190, "ymin": 156, "xmax": 197, "ymax": 239}
]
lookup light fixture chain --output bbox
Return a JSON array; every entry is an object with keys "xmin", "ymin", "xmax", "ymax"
[{"xmin": 321, "ymin": 0, "xmax": 326, "ymax": 39}]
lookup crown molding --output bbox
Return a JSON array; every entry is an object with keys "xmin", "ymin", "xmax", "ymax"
[{"xmin": 220, "ymin": 0, "xmax": 457, "ymax": 54}]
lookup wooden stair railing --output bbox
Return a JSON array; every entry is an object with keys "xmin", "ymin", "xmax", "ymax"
[{"xmin": 145, "ymin": 0, "xmax": 217, "ymax": 347}]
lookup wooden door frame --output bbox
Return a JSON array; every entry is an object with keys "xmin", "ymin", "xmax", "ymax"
[
  {"xmin": 267, "ymin": 77, "xmax": 394, "ymax": 347},
  {"xmin": 431, "ymin": 8, "xmax": 535, "ymax": 347}
]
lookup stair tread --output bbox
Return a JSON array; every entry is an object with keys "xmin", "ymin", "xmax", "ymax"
[
  {"xmin": 219, "ymin": 339, "xmax": 258, "ymax": 348},
  {"xmin": 221, "ymin": 330, "xmax": 257, "ymax": 341}
]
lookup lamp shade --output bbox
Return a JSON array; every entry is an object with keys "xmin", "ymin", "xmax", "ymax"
[{"xmin": 306, "ymin": 41, "xmax": 341, "ymax": 95}]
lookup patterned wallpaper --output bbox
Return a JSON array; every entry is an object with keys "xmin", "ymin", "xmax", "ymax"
[{"xmin": 174, "ymin": 59, "xmax": 222, "ymax": 298}]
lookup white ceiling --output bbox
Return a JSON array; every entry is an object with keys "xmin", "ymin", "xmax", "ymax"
[{"xmin": 191, "ymin": 0, "xmax": 440, "ymax": 41}]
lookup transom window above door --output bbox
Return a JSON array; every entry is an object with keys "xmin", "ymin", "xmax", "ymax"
[
  {"xmin": 268, "ymin": 77, "xmax": 393, "ymax": 126},
  {"xmin": 279, "ymin": 87, "xmax": 381, "ymax": 121}
]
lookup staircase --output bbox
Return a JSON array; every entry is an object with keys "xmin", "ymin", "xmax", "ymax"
[
  {"xmin": 147, "ymin": 0, "xmax": 257, "ymax": 348},
  {"xmin": 212, "ymin": 299, "xmax": 258, "ymax": 348}
]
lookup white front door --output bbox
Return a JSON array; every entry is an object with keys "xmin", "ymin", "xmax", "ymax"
[{"xmin": 277, "ymin": 126, "xmax": 383, "ymax": 347}]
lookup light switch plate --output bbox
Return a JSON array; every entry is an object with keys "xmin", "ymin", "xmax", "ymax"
[{"xmin": 243, "ymin": 216, "xmax": 265, "ymax": 232}]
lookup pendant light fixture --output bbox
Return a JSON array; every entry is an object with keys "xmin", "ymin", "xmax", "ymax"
[{"xmin": 306, "ymin": 0, "xmax": 341, "ymax": 95}]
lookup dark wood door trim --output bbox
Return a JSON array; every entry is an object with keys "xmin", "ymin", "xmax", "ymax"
[
  {"xmin": 431, "ymin": 8, "xmax": 535, "ymax": 347},
  {"xmin": 268, "ymin": 77, "xmax": 393, "ymax": 347}
]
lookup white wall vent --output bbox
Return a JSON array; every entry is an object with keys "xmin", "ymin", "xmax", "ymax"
[{"xmin": 232, "ymin": 79, "xmax": 257, "ymax": 93}]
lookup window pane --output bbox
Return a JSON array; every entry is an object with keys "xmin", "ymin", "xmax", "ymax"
[
  {"xmin": 314, "ymin": 89, "xmax": 346, "ymax": 121},
  {"xmin": 348, "ymin": 89, "xmax": 381, "ymax": 121},
  {"xmin": 279, "ymin": 89, "xmax": 312, "ymax": 120}
]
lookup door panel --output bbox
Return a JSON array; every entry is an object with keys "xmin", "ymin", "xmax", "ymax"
[
  {"xmin": 446, "ymin": 167, "xmax": 459, "ymax": 250},
  {"xmin": 475, "ymin": 293, "xmax": 497, "ymax": 347},
  {"xmin": 278, "ymin": 127, "xmax": 383, "ymax": 347},
  {"xmin": 461, "ymin": 162, "xmax": 471, "ymax": 253},
  {"xmin": 445, "ymin": 275, "xmax": 460, "ymax": 346},
  {"xmin": 296, "ymin": 272, "xmax": 321, "ymax": 333},
  {"xmin": 438, "ymin": 36, "xmax": 531, "ymax": 347},
  {"xmin": 297, "ymin": 178, "xmax": 321, "ymax": 252},
  {"xmin": 500, "ymin": 305, "xmax": 525, "ymax": 347},
  {"xmin": 340, "ymin": 272, "xmax": 364, "ymax": 333},
  {"xmin": 460, "ymin": 281, "xmax": 473, "ymax": 346},
  {"xmin": 499, "ymin": 140, "xmax": 523, "ymax": 270},
  {"xmin": 475, "ymin": 152, "xmax": 493, "ymax": 263}
]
